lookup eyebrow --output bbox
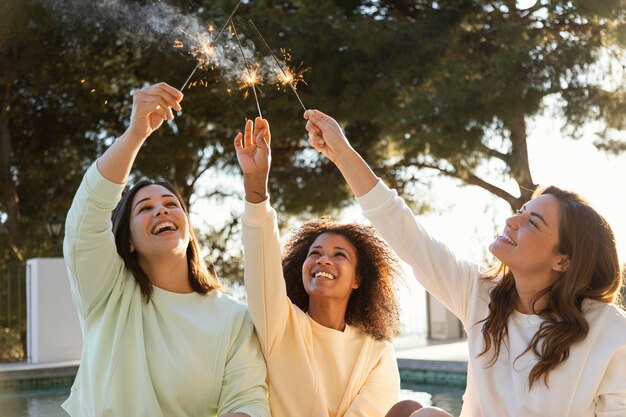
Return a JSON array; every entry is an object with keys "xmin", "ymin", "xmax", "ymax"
[
  {"xmin": 133, "ymin": 194, "xmax": 177, "ymax": 210},
  {"xmin": 310, "ymin": 245, "xmax": 352, "ymax": 253}
]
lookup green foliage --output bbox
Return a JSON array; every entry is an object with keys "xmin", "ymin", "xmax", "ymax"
[{"xmin": 1, "ymin": 0, "xmax": 625, "ymax": 272}]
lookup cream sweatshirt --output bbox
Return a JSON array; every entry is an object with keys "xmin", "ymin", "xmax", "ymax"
[{"xmin": 242, "ymin": 199, "xmax": 400, "ymax": 417}]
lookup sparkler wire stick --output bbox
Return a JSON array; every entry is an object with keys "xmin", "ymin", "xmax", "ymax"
[
  {"xmin": 248, "ymin": 19, "xmax": 307, "ymax": 112},
  {"xmin": 231, "ymin": 22, "xmax": 263, "ymax": 118},
  {"xmin": 180, "ymin": 0, "xmax": 244, "ymax": 91}
]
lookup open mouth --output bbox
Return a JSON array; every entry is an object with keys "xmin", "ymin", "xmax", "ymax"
[
  {"xmin": 314, "ymin": 271, "xmax": 336, "ymax": 280},
  {"xmin": 152, "ymin": 221, "xmax": 177, "ymax": 235},
  {"xmin": 500, "ymin": 232, "xmax": 517, "ymax": 246}
]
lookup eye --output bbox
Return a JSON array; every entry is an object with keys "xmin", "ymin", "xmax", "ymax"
[
  {"xmin": 138, "ymin": 204, "xmax": 152, "ymax": 213},
  {"xmin": 308, "ymin": 250, "xmax": 321, "ymax": 257},
  {"xmin": 335, "ymin": 252, "xmax": 347, "ymax": 258},
  {"xmin": 528, "ymin": 218, "xmax": 538, "ymax": 228},
  {"xmin": 166, "ymin": 201, "xmax": 179, "ymax": 208}
]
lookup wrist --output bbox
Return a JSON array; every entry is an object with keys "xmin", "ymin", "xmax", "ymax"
[
  {"xmin": 333, "ymin": 145, "xmax": 358, "ymax": 169},
  {"xmin": 243, "ymin": 173, "xmax": 268, "ymax": 204}
]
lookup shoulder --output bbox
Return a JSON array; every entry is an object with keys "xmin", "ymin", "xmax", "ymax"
[
  {"xmin": 584, "ymin": 300, "xmax": 626, "ymax": 346},
  {"xmin": 207, "ymin": 291, "xmax": 254, "ymax": 325},
  {"xmin": 351, "ymin": 326, "xmax": 396, "ymax": 355}
]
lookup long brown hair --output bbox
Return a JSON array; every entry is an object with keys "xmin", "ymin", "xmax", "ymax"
[
  {"xmin": 479, "ymin": 186, "xmax": 623, "ymax": 388},
  {"xmin": 111, "ymin": 179, "xmax": 221, "ymax": 302},
  {"xmin": 282, "ymin": 217, "xmax": 400, "ymax": 341}
]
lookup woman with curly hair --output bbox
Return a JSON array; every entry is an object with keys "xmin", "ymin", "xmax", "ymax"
[
  {"xmin": 304, "ymin": 109, "xmax": 626, "ymax": 417},
  {"xmin": 234, "ymin": 117, "xmax": 406, "ymax": 417}
]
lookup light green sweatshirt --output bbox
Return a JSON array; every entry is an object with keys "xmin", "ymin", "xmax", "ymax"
[{"xmin": 62, "ymin": 162, "xmax": 270, "ymax": 417}]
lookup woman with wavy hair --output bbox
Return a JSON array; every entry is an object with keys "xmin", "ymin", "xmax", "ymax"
[
  {"xmin": 304, "ymin": 109, "xmax": 626, "ymax": 417},
  {"xmin": 63, "ymin": 82, "xmax": 269, "ymax": 417},
  {"xmin": 234, "ymin": 117, "xmax": 408, "ymax": 417}
]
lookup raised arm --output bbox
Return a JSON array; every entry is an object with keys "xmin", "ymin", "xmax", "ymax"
[
  {"xmin": 235, "ymin": 118, "xmax": 294, "ymax": 355},
  {"xmin": 64, "ymin": 82, "xmax": 183, "ymax": 316},
  {"xmin": 303, "ymin": 110, "xmax": 479, "ymax": 323}
]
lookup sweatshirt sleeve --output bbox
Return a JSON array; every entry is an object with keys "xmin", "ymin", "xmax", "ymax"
[
  {"xmin": 343, "ymin": 344, "xmax": 400, "ymax": 417},
  {"xmin": 357, "ymin": 180, "xmax": 480, "ymax": 324},
  {"xmin": 241, "ymin": 198, "xmax": 293, "ymax": 357},
  {"xmin": 63, "ymin": 161, "xmax": 127, "ymax": 318},
  {"xmin": 217, "ymin": 304, "xmax": 270, "ymax": 417},
  {"xmin": 595, "ymin": 346, "xmax": 626, "ymax": 417}
]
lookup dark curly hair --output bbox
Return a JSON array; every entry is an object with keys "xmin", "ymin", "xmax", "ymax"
[{"xmin": 282, "ymin": 216, "xmax": 401, "ymax": 341}]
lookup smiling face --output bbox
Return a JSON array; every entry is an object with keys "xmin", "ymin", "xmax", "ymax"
[
  {"xmin": 489, "ymin": 194, "xmax": 569, "ymax": 281},
  {"xmin": 301, "ymin": 232, "xmax": 360, "ymax": 303},
  {"xmin": 128, "ymin": 184, "xmax": 190, "ymax": 260}
]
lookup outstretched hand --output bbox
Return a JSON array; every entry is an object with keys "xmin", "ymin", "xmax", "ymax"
[
  {"xmin": 127, "ymin": 82, "xmax": 183, "ymax": 141},
  {"xmin": 304, "ymin": 110, "xmax": 352, "ymax": 163},
  {"xmin": 234, "ymin": 117, "xmax": 271, "ymax": 203},
  {"xmin": 234, "ymin": 117, "xmax": 271, "ymax": 175}
]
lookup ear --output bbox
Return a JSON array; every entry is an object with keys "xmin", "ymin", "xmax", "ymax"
[
  {"xmin": 352, "ymin": 276, "xmax": 360, "ymax": 290},
  {"xmin": 129, "ymin": 240, "xmax": 135, "ymax": 253},
  {"xmin": 552, "ymin": 255, "xmax": 570, "ymax": 273}
]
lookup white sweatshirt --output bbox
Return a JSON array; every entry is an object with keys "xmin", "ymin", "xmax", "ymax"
[{"xmin": 357, "ymin": 180, "xmax": 626, "ymax": 417}]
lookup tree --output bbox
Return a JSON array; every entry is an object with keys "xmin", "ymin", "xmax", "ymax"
[{"xmin": 2, "ymin": 0, "xmax": 625, "ymax": 265}]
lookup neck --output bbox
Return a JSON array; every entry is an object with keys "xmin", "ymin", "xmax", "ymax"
[
  {"xmin": 307, "ymin": 298, "xmax": 348, "ymax": 331},
  {"xmin": 511, "ymin": 269, "xmax": 558, "ymax": 314},
  {"xmin": 138, "ymin": 251, "xmax": 192, "ymax": 293}
]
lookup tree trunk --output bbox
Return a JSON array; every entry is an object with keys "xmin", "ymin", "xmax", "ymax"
[
  {"xmin": 0, "ymin": 81, "xmax": 23, "ymax": 262},
  {"xmin": 507, "ymin": 113, "xmax": 537, "ymax": 210}
]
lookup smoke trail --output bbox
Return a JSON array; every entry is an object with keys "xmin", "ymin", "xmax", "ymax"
[{"xmin": 39, "ymin": 0, "xmax": 258, "ymax": 83}]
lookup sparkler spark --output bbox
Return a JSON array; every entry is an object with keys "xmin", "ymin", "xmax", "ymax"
[
  {"xmin": 249, "ymin": 20, "xmax": 307, "ymax": 112},
  {"xmin": 231, "ymin": 21, "xmax": 263, "ymax": 118},
  {"xmin": 179, "ymin": 0, "xmax": 244, "ymax": 91}
]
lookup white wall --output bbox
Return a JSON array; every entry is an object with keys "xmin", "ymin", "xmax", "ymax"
[{"xmin": 26, "ymin": 258, "xmax": 82, "ymax": 363}]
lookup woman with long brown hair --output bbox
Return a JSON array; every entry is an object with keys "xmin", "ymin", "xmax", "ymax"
[
  {"xmin": 63, "ymin": 82, "xmax": 269, "ymax": 417},
  {"xmin": 304, "ymin": 109, "xmax": 626, "ymax": 417}
]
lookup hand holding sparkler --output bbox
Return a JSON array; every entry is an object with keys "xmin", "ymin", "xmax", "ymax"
[
  {"xmin": 304, "ymin": 109, "xmax": 378, "ymax": 197},
  {"xmin": 304, "ymin": 110, "xmax": 352, "ymax": 164},
  {"xmin": 128, "ymin": 82, "xmax": 183, "ymax": 141},
  {"xmin": 234, "ymin": 117, "xmax": 271, "ymax": 203}
]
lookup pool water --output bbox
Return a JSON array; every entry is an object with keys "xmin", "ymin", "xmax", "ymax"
[
  {"xmin": 0, "ymin": 384, "xmax": 464, "ymax": 416},
  {"xmin": 0, "ymin": 388, "xmax": 69, "ymax": 417}
]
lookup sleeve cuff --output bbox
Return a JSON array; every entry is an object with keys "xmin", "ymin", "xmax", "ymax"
[
  {"xmin": 84, "ymin": 161, "xmax": 126, "ymax": 202},
  {"xmin": 242, "ymin": 197, "xmax": 275, "ymax": 227},
  {"xmin": 355, "ymin": 179, "xmax": 396, "ymax": 212}
]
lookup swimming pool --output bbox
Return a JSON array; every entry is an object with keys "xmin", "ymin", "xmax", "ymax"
[{"xmin": 0, "ymin": 383, "xmax": 464, "ymax": 416}]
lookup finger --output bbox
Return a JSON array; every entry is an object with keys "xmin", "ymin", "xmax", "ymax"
[
  {"xmin": 143, "ymin": 91, "xmax": 178, "ymax": 115},
  {"xmin": 155, "ymin": 82, "xmax": 184, "ymax": 106},
  {"xmin": 305, "ymin": 120, "xmax": 323, "ymax": 137},
  {"xmin": 244, "ymin": 119, "xmax": 254, "ymax": 148},
  {"xmin": 260, "ymin": 118, "xmax": 271, "ymax": 146},
  {"xmin": 143, "ymin": 97, "xmax": 172, "ymax": 120},
  {"xmin": 233, "ymin": 132, "xmax": 244, "ymax": 151},
  {"xmin": 252, "ymin": 117, "xmax": 264, "ymax": 145}
]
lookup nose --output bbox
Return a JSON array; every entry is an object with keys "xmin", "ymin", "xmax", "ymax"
[
  {"xmin": 154, "ymin": 205, "xmax": 169, "ymax": 217},
  {"xmin": 505, "ymin": 211, "xmax": 524, "ymax": 229},
  {"xmin": 316, "ymin": 255, "xmax": 331, "ymax": 265}
]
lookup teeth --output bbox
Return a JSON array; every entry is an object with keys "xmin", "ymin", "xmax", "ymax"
[
  {"xmin": 152, "ymin": 221, "xmax": 176, "ymax": 235},
  {"xmin": 502, "ymin": 233, "xmax": 517, "ymax": 246},
  {"xmin": 315, "ymin": 271, "xmax": 335, "ymax": 280}
]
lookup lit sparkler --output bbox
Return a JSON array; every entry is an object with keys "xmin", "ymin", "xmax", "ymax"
[
  {"xmin": 248, "ymin": 20, "xmax": 307, "ymax": 112},
  {"xmin": 179, "ymin": 0, "xmax": 244, "ymax": 91},
  {"xmin": 231, "ymin": 22, "xmax": 263, "ymax": 119}
]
